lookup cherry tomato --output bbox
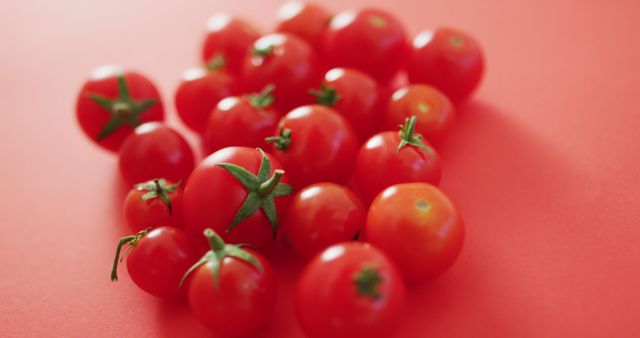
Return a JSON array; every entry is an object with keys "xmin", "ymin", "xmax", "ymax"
[
  {"xmin": 324, "ymin": 8, "xmax": 407, "ymax": 84},
  {"xmin": 407, "ymin": 27, "xmax": 485, "ymax": 102},
  {"xmin": 118, "ymin": 122, "xmax": 195, "ymax": 186},
  {"xmin": 276, "ymin": 2, "xmax": 331, "ymax": 49},
  {"xmin": 201, "ymin": 14, "xmax": 260, "ymax": 75},
  {"xmin": 366, "ymin": 183, "xmax": 465, "ymax": 283},
  {"xmin": 174, "ymin": 62, "xmax": 239, "ymax": 134},
  {"xmin": 76, "ymin": 65, "xmax": 164, "ymax": 152},
  {"xmin": 242, "ymin": 33, "xmax": 322, "ymax": 112},
  {"xmin": 184, "ymin": 229, "xmax": 276, "ymax": 337},
  {"xmin": 310, "ymin": 68, "xmax": 384, "ymax": 142},
  {"xmin": 284, "ymin": 183, "xmax": 365, "ymax": 258},
  {"xmin": 110, "ymin": 227, "xmax": 200, "ymax": 299},
  {"xmin": 386, "ymin": 84, "xmax": 454, "ymax": 143},
  {"xmin": 296, "ymin": 242, "xmax": 406, "ymax": 338},
  {"xmin": 354, "ymin": 117, "xmax": 441, "ymax": 204},
  {"xmin": 204, "ymin": 85, "xmax": 279, "ymax": 154},
  {"xmin": 183, "ymin": 147, "xmax": 292, "ymax": 249},
  {"xmin": 123, "ymin": 179, "xmax": 184, "ymax": 232},
  {"xmin": 266, "ymin": 105, "xmax": 358, "ymax": 189}
]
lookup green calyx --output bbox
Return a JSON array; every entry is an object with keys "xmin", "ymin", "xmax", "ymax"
[
  {"xmin": 110, "ymin": 227, "xmax": 152, "ymax": 282},
  {"xmin": 265, "ymin": 127, "xmax": 292, "ymax": 152},
  {"xmin": 87, "ymin": 75, "xmax": 157, "ymax": 141},
  {"xmin": 135, "ymin": 178, "xmax": 180, "ymax": 215},
  {"xmin": 354, "ymin": 266, "xmax": 383, "ymax": 300},
  {"xmin": 180, "ymin": 228, "xmax": 263, "ymax": 288},
  {"xmin": 204, "ymin": 54, "xmax": 226, "ymax": 72},
  {"xmin": 309, "ymin": 84, "xmax": 340, "ymax": 107},
  {"xmin": 248, "ymin": 84, "xmax": 275, "ymax": 109},
  {"xmin": 217, "ymin": 148, "xmax": 293, "ymax": 238},
  {"xmin": 252, "ymin": 45, "xmax": 274, "ymax": 58},
  {"xmin": 397, "ymin": 116, "xmax": 435, "ymax": 156}
]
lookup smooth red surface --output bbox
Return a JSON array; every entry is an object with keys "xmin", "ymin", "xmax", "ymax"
[{"xmin": 1, "ymin": 1, "xmax": 640, "ymax": 337}]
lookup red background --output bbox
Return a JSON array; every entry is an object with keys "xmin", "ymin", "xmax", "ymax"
[{"xmin": 1, "ymin": 0, "xmax": 639, "ymax": 337}]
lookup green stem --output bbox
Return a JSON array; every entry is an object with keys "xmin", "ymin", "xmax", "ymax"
[
  {"xmin": 204, "ymin": 228, "xmax": 226, "ymax": 252},
  {"xmin": 110, "ymin": 235, "xmax": 136, "ymax": 282},
  {"xmin": 258, "ymin": 170, "xmax": 284, "ymax": 197}
]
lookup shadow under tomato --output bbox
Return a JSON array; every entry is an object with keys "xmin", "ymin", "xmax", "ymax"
[{"xmin": 394, "ymin": 99, "xmax": 590, "ymax": 337}]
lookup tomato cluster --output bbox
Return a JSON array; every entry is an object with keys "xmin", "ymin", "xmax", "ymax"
[{"xmin": 76, "ymin": 3, "xmax": 483, "ymax": 337}]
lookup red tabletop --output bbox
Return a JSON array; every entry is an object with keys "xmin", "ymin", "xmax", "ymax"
[{"xmin": 2, "ymin": 0, "xmax": 640, "ymax": 337}]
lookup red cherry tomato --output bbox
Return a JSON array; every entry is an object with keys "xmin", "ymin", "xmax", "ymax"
[
  {"xmin": 76, "ymin": 65, "xmax": 164, "ymax": 152},
  {"xmin": 266, "ymin": 105, "xmax": 358, "ymax": 189},
  {"xmin": 123, "ymin": 179, "xmax": 184, "ymax": 232},
  {"xmin": 276, "ymin": 2, "xmax": 331, "ymax": 49},
  {"xmin": 204, "ymin": 85, "xmax": 279, "ymax": 154},
  {"xmin": 407, "ymin": 27, "xmax": 485, "ymax": 102},
  {"xmin": 386, "ymin": 84, "xmax": 455, "ymax": 143},
  {"xmin": 354, "ymin": 117, "xmax": 441, "ymax": 204},
  {"xmin": 174, "ymin": 64, "xmax": 238, "ymax": 134},
  {"xmin": 110, "ymin": 227, "xmax": 200, "ymax": 299},
  {"xmin": 324, "ymin": 8, "xmax": 407, "ymax": 83},
  {"xmin": 185, "ymin": 229, "xmax": 276, "ymax": 337},
  {"xmin": 311, "ymin": 68, "xmax": 384, "ymax": 142},
  {"xmin": 366, "ymin": 183, "xmax": 465, "ymax": 283},
  {"xmin": 118, "ymin": 122, "xmax": 195, "ymax": 186},
  {"xmin": 183, "ymin": 147, "xmax": 292, "ymax": 249},
  {"xmin": 296, "ymin": 242, "xmax": 406, "ymax": 338},
  {"xmin": 284, "ymin": 183, "xmax": 366, "ymax": 258},
  {"xmin": 201, "ymin": 14, "xmax": 260, "ymax": 75},
  {"xmin": 242, "ymin": 33, "xmax": 322, "ymax": 112}
]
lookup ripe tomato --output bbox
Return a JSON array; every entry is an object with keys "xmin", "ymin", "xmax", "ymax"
[
  {"xmin": 242, "ymin": 33, "xmax": 322, "ymax": 112},
  {"xmin": 123, "ymin": 179, "xmax": 184, "ymax": 232},
  {"xmin": 266, "ymin": 105, "xmax": 358, "ymax": 189},
  {"xmin": 324, "ymin": 8, "xmax": 407, "ymax": 84},
  {"xmin": 354, "ymin": 116, "xmax": 441, "ymax": 204},
  {"xmin": 76, "ymin": 65, "xmax": 164, "ymax": 152},
  {"xmin": 204, "ymin": 85, "xmax": 279, "ymax": 154},
  {"xmin": 201, "ymin": 14, "xmax": 260, "ymax": 75},
  {"xmin": 310, "ymin": 68, "xmax": 384, "ymax": 142},
  {"xmin": 283, "ymin": 183, "xmax": 366, "ymax": 258},
  {"xmin": 183, "ymin": 147, "xmax": 292, "ymax": 249},
  {"xmin": 184, "ymin": 229, "xmax": 276, "ymax": 337},
  {"xmin": 386, "ymin": 84, "xmax": 454, "ymax": 143},
  {"xmin": 366, "ymin": 183, "xmax": 465, "ymax": 283},
  {"xmin": 174, "ymin": 61, "xmax": 238, "ymax": 134},
  {"xmin": 407, "ymin": 27, "xmax": 485, "ymax": 102},
  {"xmin": 296, "ymin": 242, "xmax": 406, "ymax": 338},
  {"xmin": 118, "ymin": 122, "xmax": 195, "ymax": 186},
  {"xmin": 276, "ymin": 2, "xmax": 331, "ymax": 49},
  {"xmin": 110, "ymin": 226, "xmax": 200, "ymax": 299}
]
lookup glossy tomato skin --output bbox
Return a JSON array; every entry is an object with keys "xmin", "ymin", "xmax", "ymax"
[
  {"xmin": 123, "ymin": 180, "xmax": 184, "ymax": 232},
  {"xmin": 182, "ymin": 147, "xmax": 289, "ymax": 249},
  {"xmin": 201, "ymin": 14, "xmax": 260, "ymax": 75},
  {"xmin": 203, "ymin": 96, "xmax": 279, "ymax": 154},
  {"xmin": 366, "ymin": 183, "xmax": 465, "ymax": 283},
  {"xmin": 242, "ymin": 33, "xmax": 323, "ymax": 112},
  {"xmin": 118, "ymin": 123, "xmax": 195, "ymax": 186},
  {"xmin": 354, "ymin": 132, "xmax": 441, "ymax": 204},
  {"xmin": 386, "ymin": 84, "xmax": 455, "ymax": 143},
  {"xmin": 174, "ymin": 67, "xmax": 238, "ymax": 134},
  {"xmin": 188, "ymin": 248, "xmax": 276, "ymax": 337},
  {"xmin": 276, "ymin": 2, "xmax": 331, "ymax": 49},
  {"xmin": 270, "ymin": 105, "xmax": 358, "ymax": 189},
  {"xmin": 296, "ymin": 242, "xmax": 406, "ymax": 338},
  {"xmin": 76, "ymin": 65, "xmax": 164, "ymax": 152},
  {"xmin": 324, "ymin": 8, "xmax": 408, "ymax": 84},
  {"xmin": 317, "ymin": 68, "xmax": 384, "ymax": 142},
  {"xmin": 284, "ymin": 183, "xmax": 366, "ymax": 258},
  {"xmin": 407, "ymin": 27, "xmax": 485, "ymax": 102},
  {"xmin": 126, "ymin": 227, "xmax": 200, "ymax": 299}
]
